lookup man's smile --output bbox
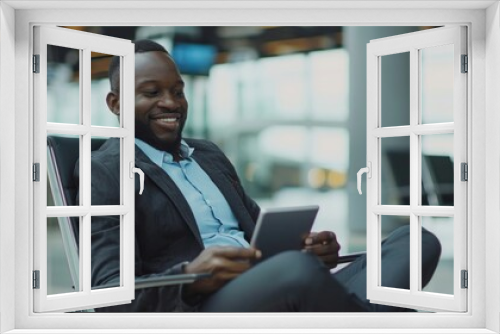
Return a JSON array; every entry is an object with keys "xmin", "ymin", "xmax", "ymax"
[{"xmin": 150, "ymin": 113, "xmax": 182, "ymax": 131}]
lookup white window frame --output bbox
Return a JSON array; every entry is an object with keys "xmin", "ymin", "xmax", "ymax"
[
  {"xmin": 365, "ymin": 26, "xmax": 468, "ymax": 312},
  {"xmin": 1, "ymin": 1, "xmax": 499, "ymax": 333},
  {"xmin": 33, "ymin": 25, "xmax": 136, "ymax": 313}
]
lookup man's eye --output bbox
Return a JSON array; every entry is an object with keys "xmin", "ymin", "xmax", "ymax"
[
  {"xmin": 175, "ymin": 90, "xmax": 185, "ymax": 98},
  {"xmin": 144, "ymin": 90, "xmax": 158, "ymax": 97}
]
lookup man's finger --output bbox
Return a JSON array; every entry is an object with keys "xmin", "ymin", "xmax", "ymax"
[
  {"xmin": 304, "ymin": 232, "xmax": 318, "ymax": 245},
  {"xmin": 304, "ymin": 243, "xmax": 339, "ymax": 256},
  {"xmin": 211, "ymin": 246, "xmax": 261, "ymax": 260},
  {"xmin": 320, "ymin": 254, "xmax": 339, "ymax": 269},
  {"xmin": 209, "ymin": 257, "xmax": 252, "ymax": 273},
  {"xmin": 316, "ymin": 231, "xmax": 336, "ymax": 244},
  {"xmin": 305, "ymin": 231, "xmax": 337, "ymax": 246}
]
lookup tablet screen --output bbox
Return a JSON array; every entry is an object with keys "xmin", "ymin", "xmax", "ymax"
[{"xmin": 250, "ymin": 205, "xmax": 319, "ymax": 261}]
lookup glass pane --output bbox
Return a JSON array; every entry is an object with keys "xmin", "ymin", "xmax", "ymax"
[
  {"xmin": 91, "ymin": 136, "xmax": 121, "ymax": 206},
  {"xmin": 421, "ymin": 217, "xmax": 453, "ymax": 295},
  {"xmin": 91, "ymin": 216, "xmax": 121, "ymax": 290},
  {"xmin": 47, "ymin": 134, "xmax": 81, "ymax": 206},
  {"xmin": 381, "ymin": 136, "xmax": 410, "ymax": 205},
  {"xmin": 380, "ymin": 215, "xmax": 410, "ymax": 290},
  {"xmin": 420, "ymin": 44, "xmax": 454, "ymax": 124},
  {"xmin": 47, "ymin": 216, "xmax": 80, "ymax": 295},
  {"xmin": 421, "ymin": 134, "xmax": 454, "ymax": 206},
  {"xmin": 47, "ymin": 45, "xmax": 80, "ymax": 124},
  {"xmin": 381, "ymin": 52, "xmax": 410, "ymax": 127},
  {"xmin": 91, "ymin": 52, "xmax": 120, "ymax": 127}
]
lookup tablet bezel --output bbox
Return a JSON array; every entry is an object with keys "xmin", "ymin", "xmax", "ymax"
[{"xmin": 250, "ymin": 205, "xmax": 320, "ymax": 260}]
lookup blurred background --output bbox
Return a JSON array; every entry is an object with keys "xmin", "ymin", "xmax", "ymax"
[{"xmin": 46, "ymin": 26, "xmax": 455, "ymax": 307}]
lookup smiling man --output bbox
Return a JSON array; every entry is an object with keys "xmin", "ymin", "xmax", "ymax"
[
  {"xmin": 79, "ymin": 40, "xmax": 441, "ymax": 312},
  {"xmin": 108, "ymin": 49, "xmax": 189, "ymax": 157}
]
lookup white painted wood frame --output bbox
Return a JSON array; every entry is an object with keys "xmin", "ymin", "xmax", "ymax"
[
  {"xmin": 32, "ymin": 26, "xmax": 136, "ymax": 312},
  {"xmin": 365, "ymin": 26, "xmax": 467, "ymax": 312}
]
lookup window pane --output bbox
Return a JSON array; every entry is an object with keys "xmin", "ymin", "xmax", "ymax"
[
  {"xmin": 420, "ymin": 44, "xmax": 454, "ymax": 124},
  {"xmin": 381, "ymin": 136, "xmax": 410, "ymax": 205},
  {"xmin": 47, "ymin": 134, "xmax": 81, "ymax": 206},
  {"xmin": 91, "ymin": 215, "xmax": 121, "ymax": 290},
  {"xmin": 380, "ymin": 215, "xmax": 410, "ymax": 290},
  {"xmin": 47, "ymin": 216, "xmax": 80, "ymax": 295},
  {"xmin": 381, "ymin": 52, "xmax": 410, "ymax": 127},
  {"xmin": 91, "ymin": 137, "xmax": 121, "ymax": 206},
  {"xmin": 47, "ymin": 45, "xmax": 80, "ymax": 124},
  {"xmin": 421, "ymin": 216, "xmax": 453, "ymax": 295},
  {"xmin": 91, "ymin": 52, "xmax": 120, "ymax": 127},
  {"xmin": 421, "ymin": 134, "xmax": 454, "ymax": 206}
]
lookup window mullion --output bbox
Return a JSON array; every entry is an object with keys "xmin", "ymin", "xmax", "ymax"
[
  {"xmin": 81, "ymin": 47, "xmax": 92, "ymax": 295},
  {"xmin": 410, "ymin": 47, "xmax": 419, "ymax": 294},
  {"xmin": 121, "ymin": 51, "xmax": 136, "ymax": 295}
]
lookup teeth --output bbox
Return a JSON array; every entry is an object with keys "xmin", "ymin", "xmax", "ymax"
[{"xmin": 158, "ymin": 118, "xmax": 177, "ymax": 123}]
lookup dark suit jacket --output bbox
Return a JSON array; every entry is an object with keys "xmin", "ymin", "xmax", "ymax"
[{"xmin": 75, "ymin": 138, "xmax": 260, "ymax": 312}]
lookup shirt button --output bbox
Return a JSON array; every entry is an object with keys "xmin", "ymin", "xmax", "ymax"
[{"xmin": 205, "ymin": 199, "xmax": 210, "ymax": 205}]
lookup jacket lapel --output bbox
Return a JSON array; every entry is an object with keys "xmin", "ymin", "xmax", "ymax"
[{"xmin": 135, "ymin": 147, "xmax": 203, "ymax": 247}]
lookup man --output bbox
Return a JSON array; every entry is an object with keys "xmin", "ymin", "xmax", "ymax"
[{"xmin": 77, "ymin": 40, "xmax": 441, "ymax": 312}]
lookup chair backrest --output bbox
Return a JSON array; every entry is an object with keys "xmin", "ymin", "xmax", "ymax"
[
  {"xmin": 47, "ymin": 136, "xmax": 107, "ymax": 206},
  {"xmin": 46, "ymin": 135, "xmax": 107, "ymax": 291}
]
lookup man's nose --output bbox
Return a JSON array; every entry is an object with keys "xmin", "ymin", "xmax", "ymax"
[{"xmin": 157, "ymin": 93, "xmax": 179, "ymax": 110}]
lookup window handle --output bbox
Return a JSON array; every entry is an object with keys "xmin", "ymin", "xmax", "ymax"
[
  {"xmin": 357, "ymin": 162, "xmax": 372, "ymax": 195},
  {"xmin": 130, "ymin": 162, "xmax": 145, "ymax": 195}
]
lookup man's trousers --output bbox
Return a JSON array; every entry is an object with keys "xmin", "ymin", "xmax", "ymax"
[{"xmin": 200, "ymin": 225, "xmax": 442, "ymax": 312}]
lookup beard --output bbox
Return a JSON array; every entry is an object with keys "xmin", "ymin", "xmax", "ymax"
[{"xmin": 135, "ymin": 119, "xmax": 183, "ymax": 154}]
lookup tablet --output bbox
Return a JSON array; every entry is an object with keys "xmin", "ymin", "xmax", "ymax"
[{"xmin": 250, "ymin": 205, "xmax": 319, "ymax": 261}]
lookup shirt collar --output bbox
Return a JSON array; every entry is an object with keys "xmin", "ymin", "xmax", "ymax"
[{"xmin": 135, "ymin": 138, "xmax": 194, "ymax": 167}]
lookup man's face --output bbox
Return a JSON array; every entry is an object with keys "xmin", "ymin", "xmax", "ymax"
[{"xmin": 134, "ymin": 51, "xmax": 188, "ymax": 152}]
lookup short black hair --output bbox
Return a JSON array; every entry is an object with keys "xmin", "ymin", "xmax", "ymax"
[{"xmin": 108, "ymin": 39, "xmax": 170, "ymax": 93}]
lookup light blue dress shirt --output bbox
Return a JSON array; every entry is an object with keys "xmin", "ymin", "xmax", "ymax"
[{"xmin": 135, "ymin": 138, "xmax": 250, "ymax": 249}]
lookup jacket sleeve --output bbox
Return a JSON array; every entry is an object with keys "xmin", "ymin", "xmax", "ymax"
[{"xmin": 75, "ymin": 155, "xmax": 200, "ymax": 312}]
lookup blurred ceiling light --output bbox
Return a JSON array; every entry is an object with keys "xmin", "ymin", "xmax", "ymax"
[
  {"xmin": 328, "ymin": 170, "xmax": 347, "ymax": 189},
  {"xmin": 308, "ymin": 168, "xmax": 326, "ymax": 189},
  {"xmin": 261, "ymin": 36, "xmax": 335, "ymax": 56}
]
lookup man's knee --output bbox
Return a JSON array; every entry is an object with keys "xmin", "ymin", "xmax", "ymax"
[
  {"xmin": 384, "ymin": 226, "xmax": 441, "ymax": 257},
  {"xmin": 421, "ymin": 228, "xmax": 441, "ymax": 265},
  {"xmin": 390, "ymin": 225, "xmax": 410, "ymax": 240}
]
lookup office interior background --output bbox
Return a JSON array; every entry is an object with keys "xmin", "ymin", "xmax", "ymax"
[{"xmin": 45, "ymin": 26, "xmax": 455, "ymax": 306}]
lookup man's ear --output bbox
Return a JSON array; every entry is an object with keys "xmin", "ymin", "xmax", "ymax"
[{"xmin": 106, "ymin": 91, "xmax": 120, "ymax": 116}]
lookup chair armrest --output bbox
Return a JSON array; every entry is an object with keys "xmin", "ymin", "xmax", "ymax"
[
  {"xmin": 134, "ymin": 273, "xmax": 211, "ymax": 289},
  {"xmin": 92, "ymin": 273, "xmax": 211, "ymax": 290}
]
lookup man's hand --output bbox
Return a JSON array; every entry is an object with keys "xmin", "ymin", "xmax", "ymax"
[
  {"xmin": 183, "ymin": 246, "xmax": 261, "ymax": 295},
  {"xmin": 303, "ymin": 231, "xmax": 340, "ymax": 269}
]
